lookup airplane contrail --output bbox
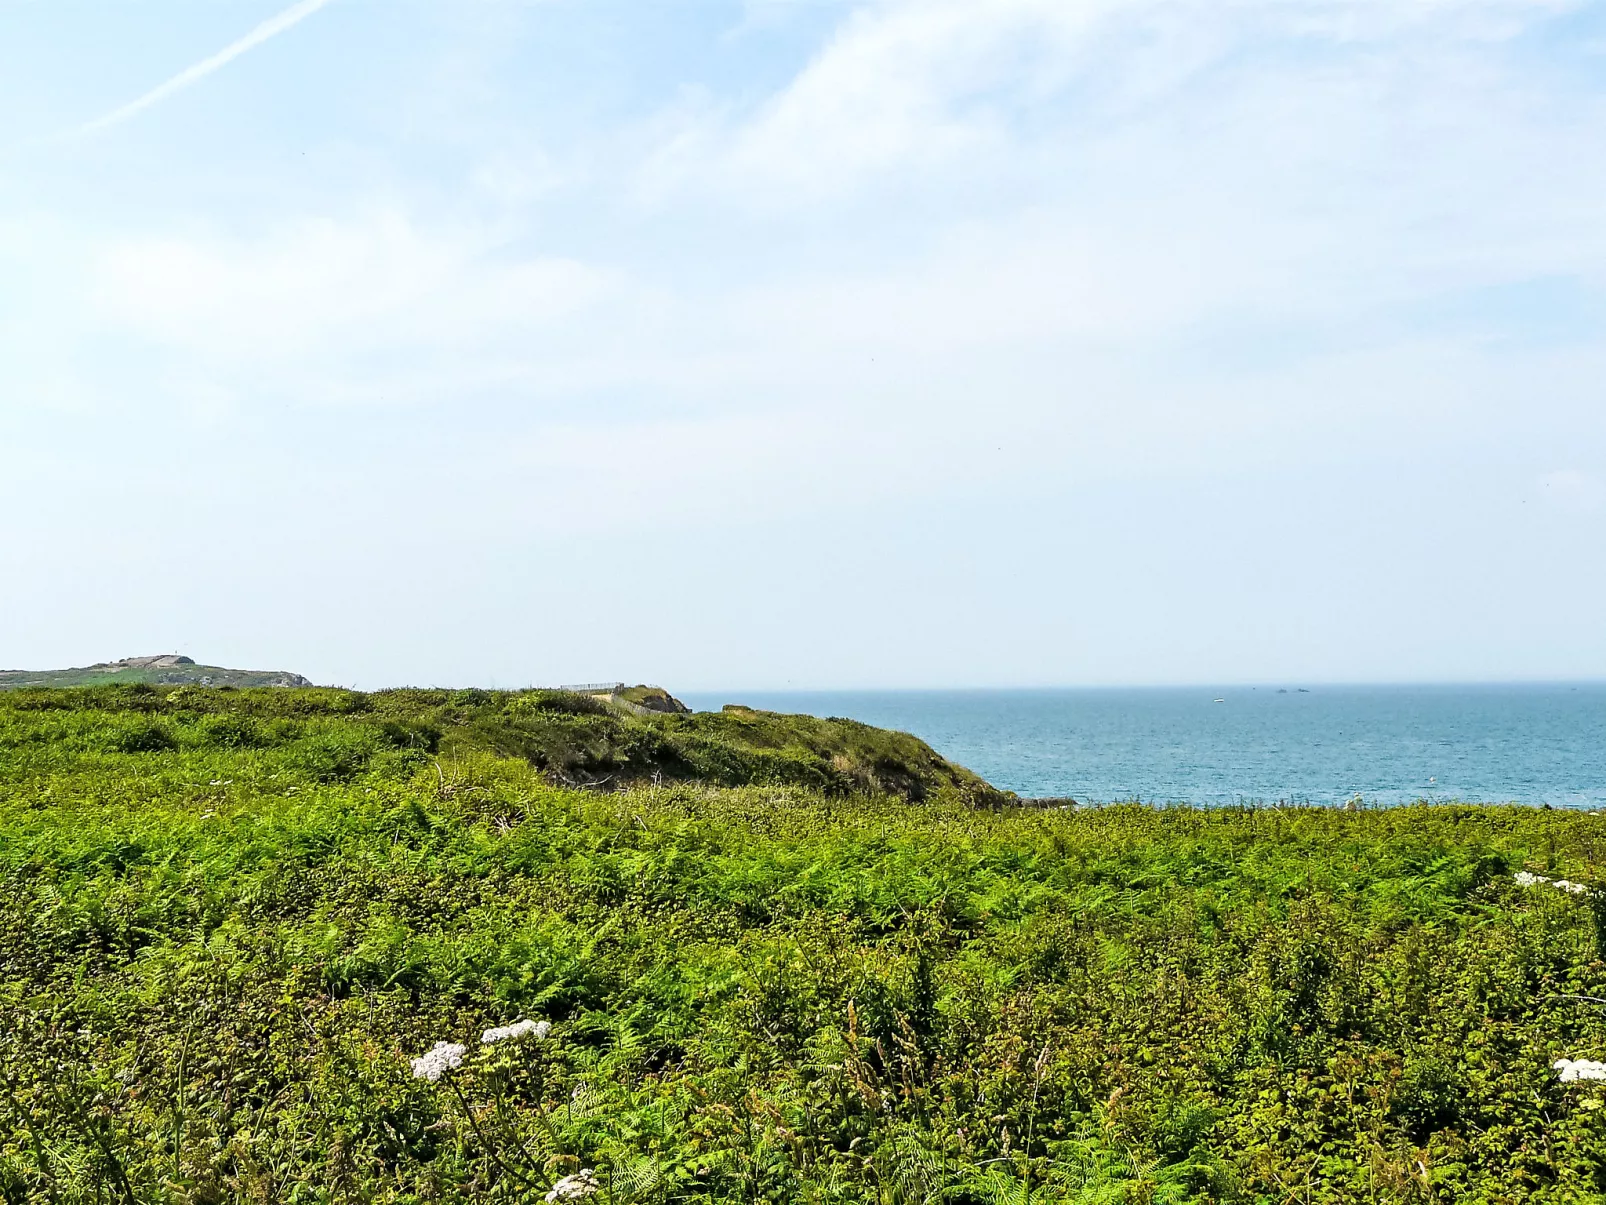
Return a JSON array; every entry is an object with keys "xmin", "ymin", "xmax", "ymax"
[{"xmin": 78, "ymin": 0, "xmax": 334, "ymax": 136}]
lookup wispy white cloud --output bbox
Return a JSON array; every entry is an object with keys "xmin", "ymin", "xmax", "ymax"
[
  {"xmin": 5, "ymin": 0, "xmax": 1606, "ymax": 685},
  {"xmin": 16, "ymin": 0, "xmax": 1606, "ymax": 485},
  {"xmin": 78, "ymin": 0, "xmax": 334, "ymax": 136},
  {"xmin": 82, "ymin": 211, "xmax": 616, "ymax": 407},
  {"xmin": 640, "ymin": 0, "xmax": 1596, "ymax": 212}
]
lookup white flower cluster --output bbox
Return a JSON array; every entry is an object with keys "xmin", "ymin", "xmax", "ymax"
[
  {"xmin": 546, "ymin": 1169, "xmax": 599, "ymax": 1201},
  {"xmin": 1514, "ymin": 871, "xmax": 1593, "ymax": 895},
  {"xmin": 1555, "ymin": 1058, "xmax": 1606, "ymax": 1083},
  {"xmin": 410, "ymin": 1041, "xmax": 467, "ymax": 1081},
  {"xmin": 482, "ymin": 1019, "xmax": 552, "ymax": 1044}
]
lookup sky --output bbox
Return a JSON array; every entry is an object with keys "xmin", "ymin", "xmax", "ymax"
[{"xmin": 2, "ymin": 0, "xmax": 1604, "ymax": 691}]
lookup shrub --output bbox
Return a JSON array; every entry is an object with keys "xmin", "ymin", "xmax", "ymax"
[{"xmin": 6, "ymin": 688, "xmax": 1605, "ymax": 1202}]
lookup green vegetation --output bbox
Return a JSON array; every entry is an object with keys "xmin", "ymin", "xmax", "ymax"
[
  {"xmin": 0, "ymin": 656, "xmax": 311, "ymax": 690},
  {"xmin": 610, "ymin": 686, "xmax": 690, "ymax": 715},
  {"xmin": 4, "ymin": 686, "xmax": 1606, "ymax": 1203}
]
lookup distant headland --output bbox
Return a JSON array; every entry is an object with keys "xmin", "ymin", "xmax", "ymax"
[{"xmin": 0, "ymin": 654, "xmax": 312, "ymax": 690}]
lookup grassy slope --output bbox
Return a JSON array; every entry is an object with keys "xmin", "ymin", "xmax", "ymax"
[
  {"xmin": 612, "ymin": 685, "xmax": 689, "ymax": 713},
  {"xmin": 3, "ymin": 688, "xmax": 1606, "ymax": 1202}
]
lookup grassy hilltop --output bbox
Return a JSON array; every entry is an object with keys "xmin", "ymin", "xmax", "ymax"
[
  {"xmin": 0, "ymin": 655, "xmax": 312, "ymax": 690},
  {"xmin": 4, "ymin": 687, "xmax": 1606, "ymax": 1203}
]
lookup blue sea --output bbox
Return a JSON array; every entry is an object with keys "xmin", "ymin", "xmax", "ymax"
[{"xmin": 679, "ymin": 685, "xmax": 1606, "ymax": 809}]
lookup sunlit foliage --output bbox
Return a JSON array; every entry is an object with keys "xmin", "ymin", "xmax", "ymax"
[{"xmin": 3, "ymin": 687, "xmax": 1606, "ymax": 1202}]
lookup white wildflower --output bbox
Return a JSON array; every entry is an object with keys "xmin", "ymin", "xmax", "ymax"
[
  {"xmin": 482, "ymin": 1018, "xmax": 552, "ymax": 1044},
  {"xmin": 410, "ymin": 1041, "xmax": 467, "ymax": 1081},
  {"xmin": 1515, "ymin": 871, "xmax": 1594, "ymax": 896},
  {"xmin": 1555, "ymin": 1058, "xmax": 1606, "ymax": 1083},
  {"xmin": 545, "ymin": 1169, "xmax": 599, "ymax": 1202}
]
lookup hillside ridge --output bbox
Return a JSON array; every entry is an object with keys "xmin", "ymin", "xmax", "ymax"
[
  {"xmin": 0, "ymin": 654, "xmax": 312, "ymax": 689},
  {"xmin": 0, "ymin": 682, "xmax": 1010, "ymax": 805}
]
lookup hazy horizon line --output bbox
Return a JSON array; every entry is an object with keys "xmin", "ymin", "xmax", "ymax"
[{"xmin": 326, "ymin": 677, "xmax": 1606, "ymax": 694}]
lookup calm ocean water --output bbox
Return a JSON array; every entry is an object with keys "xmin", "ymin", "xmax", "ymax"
[{"xmin": 679, "ymin": 685, "xmax": 1606, "ymax": 808}]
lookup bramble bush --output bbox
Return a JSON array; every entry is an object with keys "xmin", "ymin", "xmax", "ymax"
[{"xmin": 3, "ymin": 687, "xmax": 1606, "ymax": 1202}]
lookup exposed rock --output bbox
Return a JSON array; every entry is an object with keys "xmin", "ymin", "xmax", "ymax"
[
  {"xmin": 616, "ymin": 684, "xmax": 692, "ymax": 714},
  {"xmin": 90, "ymin": 655, "xmax": 197, "ymax": 670}
]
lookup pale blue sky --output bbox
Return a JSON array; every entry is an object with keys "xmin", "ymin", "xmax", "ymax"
[{"xmin": 3, "ymin": 0, "xmax": 1604, "ymax": 689}]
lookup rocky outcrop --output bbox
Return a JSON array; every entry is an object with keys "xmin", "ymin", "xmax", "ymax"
[{"xmin": 90, "ymin": 655, "xmax": 197, "ymax": 670}]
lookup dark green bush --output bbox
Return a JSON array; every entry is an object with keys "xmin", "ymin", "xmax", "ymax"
[
  {"xmin": 106, "ymin": 717, "xmax": 177, "ymax": 753},
  {"xmin": 190, "ymin": 711, "xmax": 265, "ymax": 748},
  {"xmin": 278, "ymin": 726, "xmax": 384, "ymax": 782}
]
